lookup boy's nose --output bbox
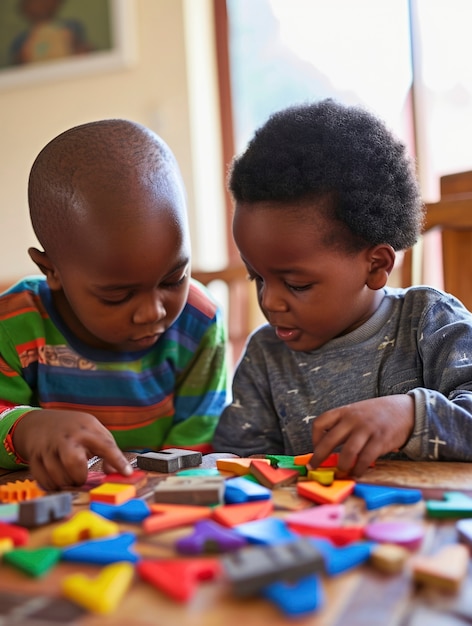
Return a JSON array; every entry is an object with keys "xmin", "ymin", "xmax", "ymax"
[
  {"xmin": 259, "ymin": 284, "xmax": 287, "ymax": 312},
  {"xmin": 132, "ymin": 292, "xmax": 166, "ymax": 325}
]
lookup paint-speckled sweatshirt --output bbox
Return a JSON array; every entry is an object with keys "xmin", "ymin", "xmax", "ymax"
[{"xmin": 213, "ymin": 286, "xmax": 472, "ymax": 461}]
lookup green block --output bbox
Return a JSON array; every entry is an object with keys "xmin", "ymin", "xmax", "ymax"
[
  {"xmin": 426, "ymin": 492, "xmax": 472, "ymax": 518},
  {"xmin": 4, "ymin": 546, "xmax": 62, "ymax": 577}
]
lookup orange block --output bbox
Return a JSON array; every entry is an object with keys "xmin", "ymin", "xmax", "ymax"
[
  {"xmin": 216, "ymin": 458, "xmax": 270, "ymax": 476},
  {"xmin": 143, "ymin": 503, "xmax": 211, "ymax": 533},
  {"xmin": 297, "ymin": 479, "xmax": 355, "ymax": 504},
  {"xmin": 0, "ymin": 480, "xmax": 45, "ymax": 503},
  {"xmin": 294, "ymin": 452, "xmax": 340, "ymax": 468},
  {"xmin": 250, "ymin": 459, "xmax": 299, "ymax": 489},
  {"xmin": 211, "ymin": 500, "xmax": 274, "ymax": 527},
  {"xmin": 89, "ymin": 483, "xmax": 136, "ymax": 505}
]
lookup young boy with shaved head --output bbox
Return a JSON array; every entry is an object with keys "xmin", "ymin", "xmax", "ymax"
[{"xmin": 0, "ymin": 119, "xmax": 227, "ymax": 490}]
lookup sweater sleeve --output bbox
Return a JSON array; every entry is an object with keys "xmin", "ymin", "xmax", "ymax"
[
  {"xmin": 213, "ymin": 331, "xmax": 286, "ymax": 455},
  {"xmin": 163, "ymin": 307, "xmax": 228, "ymax": 452},
  {"xmin": 402, "ymin": 293, "xmax": 472, "ymax": 461},
  {"xmin": 0, "ymin": 341, "xmax": 39, "ymax": 468}
]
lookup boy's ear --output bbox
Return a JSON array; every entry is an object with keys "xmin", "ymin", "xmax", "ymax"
[
  {"xmin": 365, "ymin": 244, "xmax": 396, "ymax": 290},
  {"xmin": 28, "ymin": 247, "xmax": 62, "ymax": 290}
]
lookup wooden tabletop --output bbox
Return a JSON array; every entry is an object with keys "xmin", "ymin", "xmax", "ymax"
[{"xmin": 1, "ymin": 458, "xmax": 472, "ymax": 626}]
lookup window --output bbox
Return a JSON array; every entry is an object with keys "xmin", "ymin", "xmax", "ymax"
[{"xmin": 217, "ymin": 0, "xmax": 472, "ymax": 289}]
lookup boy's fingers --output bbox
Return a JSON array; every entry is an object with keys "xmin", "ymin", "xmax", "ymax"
[
  {"xmin": 94, "ymin": 442, "xmax": 133, "ymax": 476},
  {"xmin": 81, "ymin": 428, "xmax": 133, "ymax": 476}
]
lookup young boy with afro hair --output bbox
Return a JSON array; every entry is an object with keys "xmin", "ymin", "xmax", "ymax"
[
  {"xmin": 0, "ymin": 119, "xmax": 227, "ymax": 490},
  {"xmin": 213, "ymin": 98, "xmax": 472, "ymax": 476}
]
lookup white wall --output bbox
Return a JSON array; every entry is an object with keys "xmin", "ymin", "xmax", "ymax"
[{"xmin": 0, "ymin": 0, "xmax": 226, "ymax": 286}]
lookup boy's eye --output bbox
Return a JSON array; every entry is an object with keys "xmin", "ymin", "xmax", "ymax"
[
  {"xmin": 161, "ymin": 273, "xmax": 188, "ymax": 289},
  {"xmin": 287, "ymin": 283, "xmax": 313, "ymax": 292},
  {"xmin": 248, "ymin": 273, "xmax": 262, "ymax": 283},
  {"xmin": 100, "ymin": 292, "xmax": 134, "ymax": 306}
]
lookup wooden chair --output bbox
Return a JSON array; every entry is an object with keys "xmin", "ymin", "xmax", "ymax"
[
  {"xmin": 191, "ymin": 264, "xmax": 255, "ymax": 367},
  {"xmin": 402, "ymin": 170, "xmax": 472, "ymax": 311}
]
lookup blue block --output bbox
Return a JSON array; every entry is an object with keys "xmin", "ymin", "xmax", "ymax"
[
  {"xmin": 224, "ymin": 476, "xmax": 272, "ymax": 504},
  {"xmin": 234, "ymin": 517, "xmax": 298, "ymax": 545},
  {"xmin": 262, "ymin": 574, "xmax": 324, "ymax": 616},
  {"xmin": 354, "ymin": 483, "xmax": 422, "ymax": 510},
  {"xmin": 61, "ymin": 532, "xmax": 140, "ymax": 565},
  {"xmin": 310, "ymin": 537, "xmax": 375, "ymax": 575},
  {"xmin": 90, "ymin": 499, "xmax": 151, "ymax": 523}
]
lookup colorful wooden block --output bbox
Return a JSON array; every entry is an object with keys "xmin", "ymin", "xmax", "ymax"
[
  {"xmin": 62, "ymin": 562, "xmax": 134, "ymax": 614},
  {"xmin": 212, "ymin": 500, "xmax": 274, "ymax": 527},
  {"xmin": 153, "ymin": 475, "xmax": 225, "ymax": 505},
  {"xmin": 286, "ymin": 504, "xmax": 365, "ymax": 546},
  {"xmin": 262, "ymin": 574, "xmax": 324, "ymax": 617},
  {"xmin": 104, "ymin": 470, "xmax": 147, "ymax": 486},
  {"xmin": 265, "ymin": 455, "xmax": 307, "ymax": 476},
  {"xmin": 0, "ymin": 479, "xmax": 45, "ymax": 503},
  {"xmin": 136, "ymin": 448, "xmax": 202, "ymax": 473},
  {"xmin": 307, "ymin": 469, "xmax": 335, "ymax": 485},
  {"xmin": 89, "ymin": 483, "xmax": 136, "ymax": 505},
  {"xmin": 3, "ymin": 546, "xmax": 62, "ymax": 577},
  {"xmin": 61, "ymin": 532, "xmax": 140, "ymax": 565},
  {"xmin": 369, "ymin": 543, "xmax": 410, "ymax": 574},
  {"xmin": 426, "ymin": 492, "xmax": 472, "ymax": 518},
  {"xmin": 221, "ymin": 537, "xmax": 324, "ymax": 597},
  {"xmin": 0, "ymin": 503, "xmax": 19, "ymax": 522},
  {"xmin": 0, "ymin": 520, "xmax": 29, "ymax": 546},
  {"xmin": 234, "ymin": 517, "xmax": 298, "ymax": 545},
  {"xmin": 137, "ymin": 557, "xmax": 222, "ymax": 602},
  {"xmin": 297, "ymin": 479, "xmax": 355, "ymax": 505},
  {"xmin": 294, "ymin": 452, "xmax": 340, "ymax": 468},
  {"xmin": 143, "ymin": 503, "xmax": 211, "ymax": 534},
  {"xmin": 177, "ymin": 468, "xmax": 220, "ymax": 477},
  {"xmin": 354, "ymin": 483, "xmax": 422, "ymax": 510},
  {"xmin": 216, "ymin": 457, "xmax": 271, "ymax": 476},
  {"xmin": 310, "ymin": 537, "xmax": 374, "ymax": 575},
  {"xmin": 90, "ymin": 499, "xmax": 151, "ymax": 523},
  {"xmin": 410, "ymin": 544, "xmax": 469, "ymax": 592},
  {"xmin": 175, "ymin": 519, "xmax": 247, "ymax": 554},
  {"xmin": 0, "ymin": 537, "xmax": 13, "ymax": 555},
  {"xmin": 364, "ymin": 521, "xmax": 425, "ymax": 550},
  {"xmin": 52, "ymin": 510, "xmax": 119, "ymax": 547},
  {"xmin": 17, "ymin": 492, "xmax": 73, "ymax": 528},
  {"xmin": 249, "ymin": 459, "xmax": 299, "ymax": 489},
  {"xmin": 224, "ymin": 476, "xmax": 272, "ymax": 504},
  {"xmin": 456, "ymin": 518, "xmax": 472, "ymax": 548}
]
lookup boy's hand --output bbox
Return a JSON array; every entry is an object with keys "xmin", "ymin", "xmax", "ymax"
[
  {"xmin": 309, "ymin": 395, "xmax": 415, "ymax": 477},
  {"xmin": 13, "ymin": 409, "xmax": 133, "ymax": 490}
]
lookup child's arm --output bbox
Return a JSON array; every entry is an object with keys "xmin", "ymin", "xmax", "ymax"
[
  {"xmin": 311, "ymin": 294, "xmax": 472, "ymax": 475},
  {"xmin": 9, "ymin": 408, "xmax": 132, "ymax": 490},
  {"xmin": 163, "ymin": 319, "xmax": 228, "ymax": 452}
]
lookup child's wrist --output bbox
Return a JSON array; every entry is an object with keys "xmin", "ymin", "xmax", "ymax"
[{"xmin": 4, "ymin": 408, "xmax": 35, "ymax": 464}]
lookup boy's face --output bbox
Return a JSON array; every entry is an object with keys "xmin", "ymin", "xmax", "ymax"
[
  {"xmin": 233, "ymin": 202, "xmax": 386, "ymax": 352},
  {"xmin": 43, "ymin": 185, "xmax": 191, "ymax": 353}
]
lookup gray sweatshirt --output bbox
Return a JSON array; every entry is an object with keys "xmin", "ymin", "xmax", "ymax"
[{"xmin": 213, "ymin": 286, "xmax": 472, "ymax": 461}]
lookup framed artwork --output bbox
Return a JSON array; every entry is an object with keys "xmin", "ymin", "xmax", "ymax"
[{"xmin": 0, "ymin": 0, "xmax": 136, "ymax": 90}]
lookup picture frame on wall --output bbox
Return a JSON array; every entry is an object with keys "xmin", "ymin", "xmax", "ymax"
[{"xmin": 0, "ymin": 0, "xmax": 136, "ymax": 91}]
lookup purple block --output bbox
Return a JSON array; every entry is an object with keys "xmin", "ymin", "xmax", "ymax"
[{"xmin": 175, "ymin": 519, "xmax": 247, "ymax": 554}]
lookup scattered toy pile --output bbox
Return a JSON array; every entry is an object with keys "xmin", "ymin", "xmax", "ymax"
[{"xmin": 0, "ymin": 448, "xmax": 471, "ymax": 618}]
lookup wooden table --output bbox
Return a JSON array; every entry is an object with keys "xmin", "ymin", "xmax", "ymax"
[{"xmin": 1, "ymin": 458, "xmax": 472, "ymax": 626}]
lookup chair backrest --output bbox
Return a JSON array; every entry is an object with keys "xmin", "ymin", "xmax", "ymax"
[
  {"xmin": 402, "ymin": 170, "xmax": 472, "ymax": 311},
  {"xmin": 191, "ymin": 264, "xmax": 254, "ymax": 367}
]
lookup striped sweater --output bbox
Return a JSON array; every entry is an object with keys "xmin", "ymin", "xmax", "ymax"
[{"xmin": 0, "ymin": 277, "xmax": 228, "ymax": 469}]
